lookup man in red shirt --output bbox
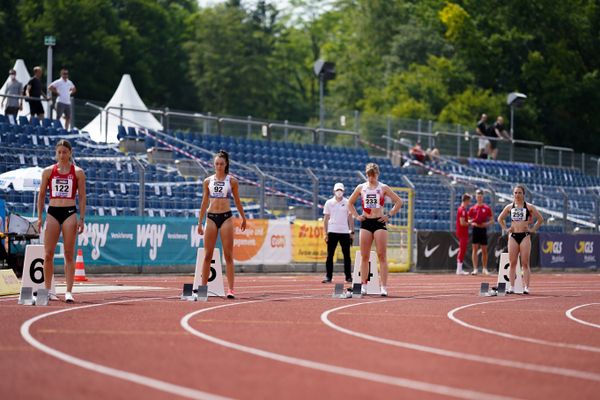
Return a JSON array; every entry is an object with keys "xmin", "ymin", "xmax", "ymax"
[
  {"xmin": 456, "ymin": 193, "xmax": 471, "ymax": 275},
  {"xmin": 468, "ymin": 189, "xmax": 493, "ymax": 275}
]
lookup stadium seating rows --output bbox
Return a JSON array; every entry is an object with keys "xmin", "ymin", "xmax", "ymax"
[{"xmin": 0, "ymin": 117, "xmax": 595, "ymax": 232}]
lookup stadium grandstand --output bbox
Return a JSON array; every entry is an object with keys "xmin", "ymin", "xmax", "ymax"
[
  {"xmin": 2, "ymin": 106, "xmax": 599, "ymax": 228},
  {"xmin": 1, "ymin": 80, "xmax": 600, "ymax": 273}
]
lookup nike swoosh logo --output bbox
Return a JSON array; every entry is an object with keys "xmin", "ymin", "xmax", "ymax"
[
  {"xmin": 448, "ymin": 247, "xmax": 459, "ymax": 257},
  {"xmin": 424, "ymin": 244, "xmax": 440, "ymax": 258}
]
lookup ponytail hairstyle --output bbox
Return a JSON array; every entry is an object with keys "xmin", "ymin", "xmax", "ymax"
[{"xmin": 215, "ymin": 149, "xmax": 230, "ymax": 174}]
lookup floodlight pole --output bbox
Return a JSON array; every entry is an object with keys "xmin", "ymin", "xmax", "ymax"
[
  {"xmin": 44, "ymin": 35, "xmax": 56, "ymax": 119},
  {"xmin": 319, "ymin": 75, "xmax": 324, "ymax": 129},
  {"xmin": 510, "ymin": 105, "xmax": 515, "ymax": 141}
]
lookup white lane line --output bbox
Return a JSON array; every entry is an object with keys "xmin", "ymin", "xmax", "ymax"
[
  {"xmin": 321, "ymin": 297, "xmax": 600, "ymax": 382},
  {"xmin": 20, "ymin": 297, "xmax": 233, "ymax": 400},
  {"xmin": 566, "ymin": 303, "xmax": 600, "ymax": 329},
  {"xmin": 181, "ymin": 298, "xmax": 519, "ymax": 400},
  {"xmin": 448, "ymin": 298, "xmax": 600, "ymax": 353}
]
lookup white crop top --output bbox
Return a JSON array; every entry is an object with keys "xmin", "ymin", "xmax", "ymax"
[{"xmin": 208, "ymin": 174, "xmax": 232, "ymax": 199}]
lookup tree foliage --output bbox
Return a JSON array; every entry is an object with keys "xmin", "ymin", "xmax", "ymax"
[{"xmin": 2, "ymin": 0, "xmax": 599, "ymax": 153}]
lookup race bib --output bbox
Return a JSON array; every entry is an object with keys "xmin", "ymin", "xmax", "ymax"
[
  {"xmin": 51, "ymin": 177, "xmax": 73, "ymax": 198},
  {"xmin": 212, "ymin": 181, "xmax": 226, "ymax": 198},
  {"xmin": 364, "ymin": 193, "xmax": 380, "ymax": 209},
  {"xmin": 511, "ymin": 207, "xmax": 527, "ymax": 222}
]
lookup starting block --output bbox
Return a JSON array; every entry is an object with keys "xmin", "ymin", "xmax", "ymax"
[
  {"xmin": 332, "ymin": 284, "xmax": 353, "ymax": 299},
  {"xmin": 18, "ymin": 287, "xmax": 34, "ymax": 305},
  {"xmin": 332, "ymin": 283, "xmax": 344, "ymax": 298},
  {"xmin": 479, "ymin": 281, "xmax": 508, "ymax": 297},
  {"xmin": 35, "ymin": 288, "xmax": 49, "ymax": 306},
  {"xmin": 351, "ymin": 283, "xmax": 363, "ymax": 299},
  {"xmin": 497, "ymin": 282, "xmax": 507, "ymax": 296},
  {"xmin": 195, "ymin": 285, "xmax": 208, "ymax": 302},
  {"xmin": 479, "ymin": 282, "xmax": 490, "ymax": 296},
  {"xmin": 181, "ymin": 283, "xmax": 194, "ymax": 300}
]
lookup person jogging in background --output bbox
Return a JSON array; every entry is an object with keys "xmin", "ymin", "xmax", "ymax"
[{"xmin": 456, "ymin": 193, "xmax": 471, "ymax": 275}]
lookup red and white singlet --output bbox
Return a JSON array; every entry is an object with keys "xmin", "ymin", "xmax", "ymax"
[
  {"xmin": 48, "ymin": 164, "xmax": 77, "ymax": 200},
  {"xmin": 360, "ymin": 182, "xmax": 385, "ymax": 215}
]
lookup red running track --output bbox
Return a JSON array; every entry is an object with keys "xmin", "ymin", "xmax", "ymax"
[{"xmin": 1, "ymin": 273, "xmax": 600, "ymax": 399}]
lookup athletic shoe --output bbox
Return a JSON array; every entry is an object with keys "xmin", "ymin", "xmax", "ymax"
[
  {"xmin": 456, "ymin": 270, "xmax": 469, "ymax": 275},
  {"xmin": 471, "ymin": 270, "xmax": 478, "ymax": 275},
  {"xmin": 523, "ymin": 286, "xmax": 529, "ymax": 295},
  {"xmin": 48, "ymin": 292, "xmax": 59, "ymax": 301},
  {"xmin": 360, "ymin": 285, "xmax": 367, "ymax": 295},
  {"xmin": 506, "ymin": 286, "xmax": 513, "ymax": 294},
  {"xmin": 482, "ymin": 269, "xmax": 491, "ymax": 276},
  {"xmin": 380, "ymin": 286, "xmax": 388, "ymax": 297},
  {"xmin": 345, "ymin": 278, "xmax": 353, "ymax": 283},
  {"xmin": 64, "ymin": 292, "xmax": 75, "ymax": 303},
  {"xmin": 226, "ymin": 289, "xmax": 236, "ymax": 299},
  {"xmin": 321, "ymin": 278, "xmax": 332, "ymax": 283}
]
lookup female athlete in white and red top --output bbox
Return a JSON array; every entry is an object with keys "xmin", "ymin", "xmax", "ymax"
[
  {"xmin": 197, "ymin": 150, "xmax": 247, "ymax": 299},
  {"xmin": 348, "ymin": 163, "xmax": 403, "ymax": 296},
  {"xmin": 37, "ymin": 139, "xmax": 86, "ymax": 303}
]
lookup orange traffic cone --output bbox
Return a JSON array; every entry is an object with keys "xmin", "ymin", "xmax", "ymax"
[{"xmin": 74, "ymin": 249, "xmax": 88, "ymax": 282}]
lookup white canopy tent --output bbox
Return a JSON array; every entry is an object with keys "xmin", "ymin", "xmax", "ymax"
[
  {"xmin": 82, "ymin": 74, "xmax": 163, "ymax": 143},
  {"xmin": 0, "ymin": 59, "xmax": 49, "ymax": 120}
]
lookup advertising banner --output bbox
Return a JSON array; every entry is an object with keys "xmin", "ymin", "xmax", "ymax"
[
  {"xmin": 77, "ymin": 216, "xmax": 207, "ymax": 266},
  {"xmin": 416, "ymin": 231, "xmax": 536, "ymax": 271},
  {"xmin": 539, "ymin": 233, "xmax": 599, "ymax": 269},
  {"xmin": 292, "ymin": 219, "xmax": 327, "ymax": 262},
  {"xmin": 573, "ymin": 234, "xmax": 599, "ymax": 268},
  {"xmin": 233, "ymin": 218, "xmax": 292, "ymax": 265}
]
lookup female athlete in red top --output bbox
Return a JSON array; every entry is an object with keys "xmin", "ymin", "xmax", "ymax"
[{"xmin": 37, "ymin": 139, "xmax": 86, "ymax": 303}]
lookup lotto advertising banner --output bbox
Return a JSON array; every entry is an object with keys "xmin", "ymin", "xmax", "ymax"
[
  {"xmin": 77, "ymin": 216, "xmax": 208, "ymax": 266},
  {"xmin": 416, "ymin": 231, "xmax": 531, "ymax": 271},
  {"xmin": 233, "ymin": 218, "xmax": 292, "ymax": 265},
  {"xmin": 539, "ymin": 233, "xmax": 599, "ymax": 269},
  {"xmin": 292, "ymin": 219, "xmax": 328, "ymax": 262}
]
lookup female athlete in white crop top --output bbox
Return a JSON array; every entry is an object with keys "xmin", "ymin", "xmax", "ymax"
[
  {"xmin": 198, "ymin": 150, "xmax": 247, "ymax": 298},
  {"xmin": 498, "ymin": 184, "xmax": 544, "ymax": 294},
  {"xmin": 348, "ymin": 163, "xmax": 403, "ymax": 296}
]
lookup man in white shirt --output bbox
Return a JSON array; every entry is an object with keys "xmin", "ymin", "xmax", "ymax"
[
  {"xmin": 48, "ymin": 68, "xmax": 76, "ymax": 130},
  {"xmin": 322, "ymin": 182, "xmax": 354, "ymax": 283}
]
